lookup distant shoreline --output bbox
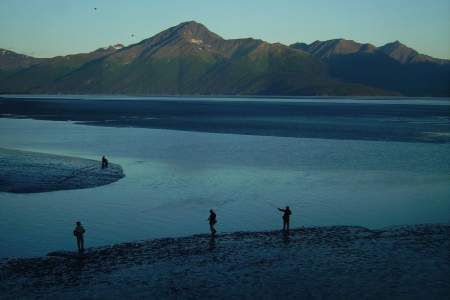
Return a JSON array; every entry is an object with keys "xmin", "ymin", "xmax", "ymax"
[
  {"xmin": 1, "ymin": 96, "xmax": 449, "ymax": 143},
  {"xmin": 0, "ymin": 148, "xmax": 125, "ymax": 193},
  {"xmin": 2, "ymin": 94, "xmax": 450, "ymax": 101},
  {"xmin": 1, "ymin": 224, "xmax": 448, "ymax": 299}
]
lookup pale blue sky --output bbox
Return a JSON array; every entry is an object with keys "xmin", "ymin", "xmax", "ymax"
[{"xmin": 0, "ymin": 0, "xmax": 449, "ymax": 59}]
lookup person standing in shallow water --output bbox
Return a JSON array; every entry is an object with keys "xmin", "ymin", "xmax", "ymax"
[
  {"xmin": 278, "ymin": 206, "xmax": 292, "ymax": 232},
  {"xmin": 73, "ymin": 221, "xmax": 86, "ymax": 253},
  {"xmin": 208, "ymin": 210, "xmax": 217, "ymax": 236},
  {"xmin": 101, "ymin": 155, "xmax": 108, "ymax": 168}
]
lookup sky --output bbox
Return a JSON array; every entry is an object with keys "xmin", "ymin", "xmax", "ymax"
[{"xmin": 0, "ymin": 0, "xmax": 449, "ymax": 59}]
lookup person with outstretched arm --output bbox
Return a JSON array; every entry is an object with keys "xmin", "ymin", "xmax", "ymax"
[
  {"xmin": 73, "ymin": 221, "xmax": 86, "ymax": 253},
  {"xmin": 278, "ymin": 206, "xmax": 292, "ymax": 232},
  {"xmin": 208, "ymin": 209, "xmax": 217, "ymax": 236}
]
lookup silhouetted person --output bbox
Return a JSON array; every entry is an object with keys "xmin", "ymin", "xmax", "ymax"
[
  {"xmin": 101, "ymin": 155, "xmax": 108, "ymax": 168},
  {"xmin": 73, "ymin": 221, "xmax": 86, "ymax": 253},
  {"xmin": 278, "ymin": 206, "xmax": 292, "ymax": 232},
  {"xmin": 208, "ymin": 209, "xmax": 217, "ymax": 236}
]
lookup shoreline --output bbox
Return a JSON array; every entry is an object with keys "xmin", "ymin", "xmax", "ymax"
[
  {"xmin": 1, "ymin": 97, "xmax": 449, "ymax": 143},
  {"xmin": 0, "ymin": 148, "xmax": 125, "ymax": 193},
  {"xmin": 1, "ymin": 224, "xmax": 448, "ymax": 299},
  {"xmin": 2, "ymin": 94, "xmax": 450, "ymax": 100}
]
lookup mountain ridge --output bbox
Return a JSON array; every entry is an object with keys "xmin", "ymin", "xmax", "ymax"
[
  {"xmin": 290, "ymin": 38, "xmax": 449, "ymax": 96},
  {"xmin": 0, "ymin": 21, "xmax": 448, "ymax": 96}
]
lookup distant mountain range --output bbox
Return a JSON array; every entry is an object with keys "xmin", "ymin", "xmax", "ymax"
[{"xmin": 1, "ymin": 21, "xmax": 449, "ymax": 96}]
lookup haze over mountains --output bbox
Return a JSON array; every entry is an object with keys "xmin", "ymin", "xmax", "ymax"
[{"xmin": 1, "ymin": 21, "xmax": 449, "ymax": 96}]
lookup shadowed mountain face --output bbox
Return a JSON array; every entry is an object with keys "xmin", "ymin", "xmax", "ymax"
[
  {"xmin": 291, "ymin": 39, "xmax": 450, "ymax": 96},
  {"xmin": 1, "ymin": 21, "xmax": 449, "ymax": 96},
  {"xmin": 0, "ymin": 50, "xmax": 43, "ymax": 81},
  {"xmin": 0, "ymin": 45, "xmax": 122, "ymax": 93},
  {"xmin": 0, "ymin": 50, "xmax": 42, "ymax": 70}
]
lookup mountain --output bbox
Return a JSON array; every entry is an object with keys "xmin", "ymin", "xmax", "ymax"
[
  {"xmin": 0, "ymin": 45, "xmax": 123, "ymax": 93},
  {"xmin": 0, "ymin": 49, "xmax": 42, "ymax": 70},
  {"xmin": 0, "ymin": 21, "xmax": 448, "ymax": 96},
  {"xmin": 26, "ymin": 21, "xmax": 363, "ymax": 96},
  {"xmin": 291, "ymin": 39, "xmax": 376, "ymax": 59},
  {"xmin": 291, "ymin": 39, "xmax": 450, "ymax": 96},
  {"xmin": 378, "ymin": 41, "xmax": 447, "ymax": 64},
  {"xmin": 0, "ymin": 49, "xmax": 43, "ymax": 81}
]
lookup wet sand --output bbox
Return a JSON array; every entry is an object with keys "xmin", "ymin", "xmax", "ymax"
[
  {"xmin": 0, "ymin": 148, "xmax": 124, "ymax": 193},
  {"xmin": 0, "ymin": 224, "xmax": 448, "ymax": 299}
]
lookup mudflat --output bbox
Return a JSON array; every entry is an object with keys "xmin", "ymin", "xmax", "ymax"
[
  {"xmin": 0, "ymin": 148, "xmax": 124, "ymax": 193},
  {"xmin": 0, "ymin": 224, "xmax": 448, "ymax": 299}
]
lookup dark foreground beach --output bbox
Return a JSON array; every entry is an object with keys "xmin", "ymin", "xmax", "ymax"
[{"xmin": 0, "ymin": 224, "xmax": 448, "ymax": 299}]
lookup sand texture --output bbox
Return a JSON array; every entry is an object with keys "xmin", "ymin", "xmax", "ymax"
[
  {"xmin": 0, "ymin": 148, "xmax": 124, "ymax": 193},
  {"xmin": 0, "ymin": 224, "xmax": 448, "ymax": 299}
]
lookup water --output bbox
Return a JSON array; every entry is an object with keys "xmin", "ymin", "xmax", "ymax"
[{"xmin": 0, "ymin": 97, "xmax": 449, "ymax": 258}]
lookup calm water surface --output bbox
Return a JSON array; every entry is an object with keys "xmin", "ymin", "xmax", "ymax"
[{"xmin": 0, "ymin": 97, "xmax": 449, "ymax": 257}]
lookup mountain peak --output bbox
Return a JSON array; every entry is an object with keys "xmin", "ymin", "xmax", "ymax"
[
  {"xmin": 176, "ymin": 20, "xmax": 206, "ymax": 30},
  {"xmin": 170, "ymin": 21, "xmax": 223, "ymax": 41},
  {"xmin": 382, "ymin": 40, "xmax": 410, "ymax": 50},
  {"xmin": 0, "ymin": 49, "xmax": 13, "ymax": 55},
  {"xmin": 0, "ymin": 48, "xmax": 33, "ymax": 57},
  {"xmin": 379, "ymin": 41, "xmax": 419, "ymax": 63},
  {"xmin": 0, "ymin": 48, "xmax": 41, "ymax": 70},
  {"xmin": 380, "ymin": 41, "xmax": 449, "ymax": 64},
  {"xmin": 137, "ymin": 21, "xmax": 223, "ymax": 52},
  {"xmin": 292, "ymin": 38, "xmax": 376, "ymax": 59}
]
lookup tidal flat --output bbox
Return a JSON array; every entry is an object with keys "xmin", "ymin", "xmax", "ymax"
[
  {"xmin": 0, "ymin": 148, "xmax": 124, "ymax": 193},
  {"xmin": 0, "ymin": 224, "xmax": 448, "ymax": 299}
]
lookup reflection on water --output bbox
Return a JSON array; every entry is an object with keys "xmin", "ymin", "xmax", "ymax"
[{"xmin": 0, "ymin": 100, "xmax": 449, "ymax": 258}]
